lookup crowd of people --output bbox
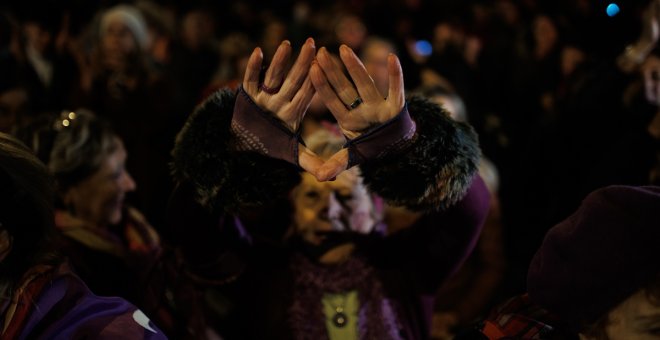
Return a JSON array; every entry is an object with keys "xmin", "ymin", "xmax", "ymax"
[{"xmin": 0, "ymin": 0, "xmax": 659, "ymax": 339}]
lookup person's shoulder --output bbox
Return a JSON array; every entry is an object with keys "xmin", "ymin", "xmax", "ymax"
[{"xmin": 33, "ymin": 267, "xmax": 168, "ymax": 339}]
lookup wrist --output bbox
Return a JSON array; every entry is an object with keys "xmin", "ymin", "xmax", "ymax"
[
  {"xmin": 343, "ymin": 103, "xmax": 417, "ymax": 168},
  {"xmin": 231, "ymin": 86, "xmax": 302, "ymax": 167}
]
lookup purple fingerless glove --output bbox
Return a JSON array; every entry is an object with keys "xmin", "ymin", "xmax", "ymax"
[
  {"xmin": 344, "ymin": 103, "xmax": 417, "ymax": 168},
  {"xmin": 231, "ymin": 86, "xmax": 302, "ymax": 167}
]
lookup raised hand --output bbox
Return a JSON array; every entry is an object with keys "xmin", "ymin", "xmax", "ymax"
[
  {"xmin": 310, "ymin": 45, "xmax": 409, "ymax": 181},
  {"xmin": 243, "ymin": 38, "xmax": 317, "ymax": 131},
  {"xmin": 238, "ymin": 38, "xmax": 324, "ymax": 177},
  {"xmin": 311, "ymin": 45, "xmax": 405, "ymax": 138}
]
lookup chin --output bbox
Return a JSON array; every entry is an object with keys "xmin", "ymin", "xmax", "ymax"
[{"xmin": 107, "ymin": 210, "xmax": 123, "ymax": 226}]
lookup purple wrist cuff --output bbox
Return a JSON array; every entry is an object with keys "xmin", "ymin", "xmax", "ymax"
[
  {"xmin": 344, "ymin": 103, "xmax": 417, "ymax": 168},
  {"xmin": 231, "ymin": 86, "xmax": 301, "ymax": 167}
]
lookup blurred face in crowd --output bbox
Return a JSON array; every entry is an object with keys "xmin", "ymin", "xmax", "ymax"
[
  {"xmin": 182, "ymin": 10, "xmax": 214, "ymax": 51},
  {"xmin": 581, "ymin": 287, "xmax": 660, "ymax": 340},
  {"xmin": 362, "ymin": 39, "xmax": 394, "ymax": 97},
  {"xmin": 102, "ymin": 20, "xmax": 137, "ymax": 69},
  {"xmin": 291, "ymin": 169, "xmax": 377, "ymax": 247},
  {"xmin": 0, "ymin": 89, "xmax": 27, "ymax": 133},
  {"xmin": 533, "ymin": 15, "xmax": 558, "ymax": 59},
  {"xmin": 335, "ymin": 15, "xmax": 367, "ymax": 50},
  {"xmin": 64, "ymin": 138, "xmax": 135, "ymax": 227},
  {"xmin": 23, "ymin": 22, "xmax": 51, "ymax": 53},
  {"xmin": 604, "ymin": 289, "xmax": 660, "ymax": 340}
]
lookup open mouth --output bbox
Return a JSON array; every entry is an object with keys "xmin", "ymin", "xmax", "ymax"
[{"xmin": 310, "ymin": 230, "xmax": 354, "ymax": 251}]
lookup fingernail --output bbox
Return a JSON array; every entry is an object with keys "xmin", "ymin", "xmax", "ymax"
[
  {"xmin": 306, "ymin": 37, "xmax": 315, "ymax": 47},
  {"xmin": 282, "ymin": 40, "xmax": 291, "ymax": 46}
]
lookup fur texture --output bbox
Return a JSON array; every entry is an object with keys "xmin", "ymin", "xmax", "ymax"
[
  {"xmin": 171, "ymin": 90, "xmax": 479, "ymax": 213},
  {"xmin": 170, "ymin": 89, "xmax": 301, "ymax": 213},
  {"xmin": 360, "ymin": 95, "xmax": 481, "ymax": 211}
]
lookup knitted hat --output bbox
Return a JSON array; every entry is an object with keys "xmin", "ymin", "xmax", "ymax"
[
  {"xmin": 99, "ymin": 5, "xmax": 149, "ymax": 51},
  {"xmin": 527, "ymin": 185, "xmax": 660, "ymax": 332}
]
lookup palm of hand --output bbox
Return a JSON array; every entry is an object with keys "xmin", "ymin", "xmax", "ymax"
[{"xmin": 242, "ymin": 39, "xmax": 405, "ymax": 181}]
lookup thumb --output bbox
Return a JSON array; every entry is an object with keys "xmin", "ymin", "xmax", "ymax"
[
  {"xmin": 298, "ymin": 144, "xmax": 325, "ymax": 180},
  {"xmin": 317, "ymin": 148, "xmax": 349, "ymax": 182}
]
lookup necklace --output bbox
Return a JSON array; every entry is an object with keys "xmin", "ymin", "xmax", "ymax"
[
  {"xmin": 332, "ymin": 304, "xmax": 348, "ymax": 327},
  {"xmin": 323, "ymin": 291, "xmax": 357, "ymax": 329}
]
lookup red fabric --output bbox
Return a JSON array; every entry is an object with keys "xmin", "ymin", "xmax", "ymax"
[
  {"xmin": 480, "ymin": 294, "xmax": 557, "ymax": 340},
  {"xmin": 2, "ymin": 266, "xmax": 54, "ymax": 338}
]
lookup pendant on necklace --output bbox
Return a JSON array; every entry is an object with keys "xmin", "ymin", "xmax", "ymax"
[{"xmin": 333, "ymin": 306, "xmax": 348, "ymax": 327}]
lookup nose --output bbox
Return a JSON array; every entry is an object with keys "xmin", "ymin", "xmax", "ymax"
[
  {"xmin": 327, "ymin": 192, "xmax": 343, "ymax": 219},
  {"xmin": 121, "ymin": 171, "xmax": 137, "ymax": 192},
  {"xmin": 318, "ymin": 206, "xmax": 329, "ymax": 221}
]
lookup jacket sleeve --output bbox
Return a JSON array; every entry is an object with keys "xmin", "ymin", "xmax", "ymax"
[
  {"xmin": 170, "ymin": 88, "xmax": 301, "ymax": 214},
  {"xmin": 360, "ymin": 95, "xmax": 482, "ymax": 212},
  {"xmin": 22, "ymin": 271, "xmax": 168, "ymax": 340},
  {"xmin": 370, "ymin": 176, "xmax": 490, "ymax": 294},
  {"xmin": 361, "ymin": 96, "xmax": 490, "ymax": 293},
  {"xmin": 168, "ymin": 88, "xmax": 299, "ymax": 282}
]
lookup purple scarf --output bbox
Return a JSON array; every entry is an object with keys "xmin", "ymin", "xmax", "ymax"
[{"xmin": 288, "ymin": 253, "xmax": 403, "ymax": 339}]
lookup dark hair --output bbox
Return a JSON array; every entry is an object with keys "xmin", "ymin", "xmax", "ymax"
[
  {"xmin": 580, "ymin": 274, "xmax": 660, "ymax": 339},
  {"xmin": 0, "ymin": 132, "xmax": 59, "ymax": 291}
]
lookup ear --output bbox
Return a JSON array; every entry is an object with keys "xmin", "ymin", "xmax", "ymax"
[{"xmin": 0, "ymin": 229, "xmax": 13, "ymax": 263}]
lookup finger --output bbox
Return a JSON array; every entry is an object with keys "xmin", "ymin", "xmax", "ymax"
[
  {"xmin": 280, "ymin": 38, "xmax": 316, "ymax": 99},
  {"xmin": 310, "ymin": 61, "xmax": 349, "ymax": 122},
  {"xmin": 317, "ymin": 148, "xmax": 349, "ymax": 182},
  {"xmin": 339, "ymin": 45, "xmax": 381, "ymax": 102},
  {"xmin": 298, "ymin": 144, "xmax": 325, "ymax": 179},
  {"xmin": 243, "ymin": 47, "xmax": 263, "ymax": 95},
  {"xmin": 263, "ymin": 41, "xmax": 292, "ymax": 91},
  {"xmin": 316, "ymin": 47, "xmax": 359, "ymax": 106},
  {"xmin": 290, "ymin": 75, "xmax": 315, "ymax": 128},
  {"xmin": 387, "ymin": 53, "xmax": 405, "ymax": 109}
]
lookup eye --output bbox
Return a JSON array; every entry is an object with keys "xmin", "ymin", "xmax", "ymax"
[
  {"xmin": 109, "ymin": 167, "xmax": 124, "ymax": 181},
  {"xmin": 335, "ymin": 192, "xmax": 354, "ymax": 201},
  {"xmin": 649, "ymin": 327, "xmax": 660, "ymax": 335},
  {"xmin": 304, "ymin": 190, "xmax": 320, "ymax": 200}
]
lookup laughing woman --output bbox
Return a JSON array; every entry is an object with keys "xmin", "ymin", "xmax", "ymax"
[
  {"xmin": 0, "ymin": 132, "xmax": 165, "ymax": 339},
  {"xmin": 46, "ymin": 110, "xmax": 179, "ymax": 335}
]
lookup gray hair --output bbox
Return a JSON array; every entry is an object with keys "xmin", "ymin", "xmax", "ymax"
[
  {"xmin": 304, "ymin": 126, "xmax": 345, "ymax": 160},
  {"xmin": 48, "ymin": 110, "xmax": 119, "ymax": 191}
]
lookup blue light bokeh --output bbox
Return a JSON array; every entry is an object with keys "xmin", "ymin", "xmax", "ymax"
[
  {"xmin": 414, "ymin": 40, "xmax": 432, "ymax": 57},
  {"xmin": 606, "ymin": 3, "xmax": 620, "ymax": 17}
]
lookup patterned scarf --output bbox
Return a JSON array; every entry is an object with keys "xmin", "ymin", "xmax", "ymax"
[
  {"xmin": 479, "ymin": 294, "xmax": 559, "ymax": 339},
  {"xmin": 54, "ymin": 206, "xmax": 161, "ymax": 259},
  {"xmin": 1, "ymin": 264, "xmax": 56, "ymax": 338}
]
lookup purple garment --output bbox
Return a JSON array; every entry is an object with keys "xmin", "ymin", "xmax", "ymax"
[
  {"xmin": 18, "ymin": 272, "xmax": 167, "ymax": 340},
  {"xmin": 344, "ymin": 103, "xmax": 417, "ymax": 168},
  {"xmin": 168, "ymin": 175, "xmax": 490, "ymax": 339},
  {"xmin": 232, "ymin": 86, "xmax": 301, "ymax": 166}
]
